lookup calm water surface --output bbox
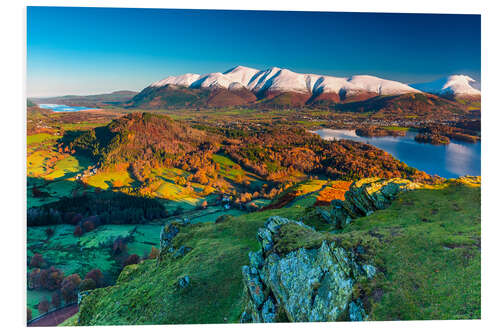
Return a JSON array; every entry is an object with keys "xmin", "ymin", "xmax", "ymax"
[
  {"xmin": 38, "ymin": 104, "xmax": 98, "ymax": 112},
  {"xmin": 314, "ymin": 129, "xmax": 481, "ymax": 178}
]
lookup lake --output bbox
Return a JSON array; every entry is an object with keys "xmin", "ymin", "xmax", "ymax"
[
  {"xmin": 38, "ymin": 104, "xmax": 99, "ymax": 112},
  {"xmin": 313, "ymin": 128, "xmax": 481, "ymax": 178}
]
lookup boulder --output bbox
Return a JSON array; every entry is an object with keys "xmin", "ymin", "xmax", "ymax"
[
  {"xmin": 241, "ymin": 216, "xmax": 376, "ymax": 323},
  {"xmin": 178, "ymin": 275, "xmax": 190, "ymax": 288}
]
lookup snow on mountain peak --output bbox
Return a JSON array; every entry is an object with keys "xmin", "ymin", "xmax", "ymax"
[
  {"xmin": 149, "ymin": 66, "xmax": 420, "ymax": 97},
  {"xmin": 410, "ymin": 75, "xmax": 480, "ymax": 96},
  {"xmin": 348, "ymin": 75, "xmax": 420, "ymax": 95},
  {"xmin": 150, "ymin": 73, "xmax": 200, "ymax": 88}
]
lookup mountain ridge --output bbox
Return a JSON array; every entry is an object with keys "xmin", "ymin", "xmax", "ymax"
[
  {"xmin": 130, "ymin": 66, "xmax": 479, "ymax": 110},
  {"xmin": 149, "ymin": 66, "xmax": 421, "ymax": 98}
]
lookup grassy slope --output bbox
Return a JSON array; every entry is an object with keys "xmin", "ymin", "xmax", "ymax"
[
  {"xmin": 78, "ymin": 206, "xmax": 305, "ymax": 325},
  {"xmin": 77, "ymin": 180, "xmax": 480, "ymax": 325},
  {"xmin": 346, "ymin": 181, "xmax": 481, "ymax": 320}
]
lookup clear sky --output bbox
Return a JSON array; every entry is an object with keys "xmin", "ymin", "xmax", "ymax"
[{"xmin": 27, "ymin": 7, "xmax": 481, "ymax": 97}]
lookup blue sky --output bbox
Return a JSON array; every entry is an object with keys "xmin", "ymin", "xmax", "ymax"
[{"xmin": 27, "ymin": 7, "xmax": 480, "ymax": 97}]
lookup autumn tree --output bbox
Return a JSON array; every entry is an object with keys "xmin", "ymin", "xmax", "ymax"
[
  {"xmin": 61, "ymin": 274, "xmax": 81, "ymax": 303},
  {"xmin": 79, "ymin": 278, "xmax": 97, "ymax": 292},
  {"xmin": 51, "ymin": 291, "xmax": 61, "ymax": 308},
  {"xmin": 148, "ymin": 246, "xmax": 160, "ymax": 259},
  {"xmin": 29, "ymin": 253, "xmax": 46, "ymax": 268},
  {"xmin": 123, "ymin": 254, "xmax": 140, "ymax": 267},
  {"xmin": 200, "ymin": 201, "xmax": 208, "ymax": 209},
  {"xmin": 85, "ymin": 269, "xmax": 103, "ymax": 287},
  {"xmin": 82, "ymin": 220, "xmax": 95, "ymax": 232},
  {"xmin": 73, "ymin": 225, "xmax": 83, "ymax": 237},
  {"xmin": 38, "ymin": 298, "xmax": 50, "ymax": 314},
  {"xmin": 40, "ymin": 266, "xmax": 64, "ymax": 291}
]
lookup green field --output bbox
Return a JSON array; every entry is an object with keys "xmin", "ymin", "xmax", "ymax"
[
  {"xmin": 27, "ymin": 133, "xmax": 61, "ymax": 145},
  {"xmin": 27, "ymin": 289, "xmax": 54, "ymax": 318},
  {"xmin": 27, "ymin": 223, "xmax": 165, "ymax": 317}
]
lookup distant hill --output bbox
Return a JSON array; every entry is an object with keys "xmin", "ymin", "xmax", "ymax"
[{"xmin": 30, "ymin": 90, "xmax": 138, "ymax": 108}]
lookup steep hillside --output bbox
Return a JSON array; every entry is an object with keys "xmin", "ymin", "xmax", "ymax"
[{"xmin": 76, "ymin": 177, "xmax": 480, "ymax": 324}]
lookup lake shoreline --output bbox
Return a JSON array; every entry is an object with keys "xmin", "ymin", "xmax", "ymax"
[
  {"xmin": 313, "ymin": 128, "xmax": 481, "ymax": 179},
  {"xmin": 37, "ymin": 103, "xmax": 101, "ymax": 113}
]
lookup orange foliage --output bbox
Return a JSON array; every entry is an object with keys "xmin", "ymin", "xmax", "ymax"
[{"xmin": 314, "ymin": 181, "xmax": 352, "ymax": 206}]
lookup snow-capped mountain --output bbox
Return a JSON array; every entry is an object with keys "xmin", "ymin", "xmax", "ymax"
[
  {"xmin": 410, "ymin": 75, "xmax": 481, "ymax": 97},
  {"xmin": 149, "ymin": 65, "xmax": 420, "ymax": 98},
  {"xmin": 127, "ymin": 66, "xmax": 479, "ymax": 110}
]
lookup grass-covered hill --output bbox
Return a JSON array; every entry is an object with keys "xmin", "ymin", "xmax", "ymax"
[{"xmin": 76, "ymin": 177, "xmax": 480, "ymax": 325}]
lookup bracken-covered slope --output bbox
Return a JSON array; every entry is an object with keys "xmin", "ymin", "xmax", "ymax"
[{"xmin": 75, "ymin": 177, "xmax": 480, "ymax": 325}]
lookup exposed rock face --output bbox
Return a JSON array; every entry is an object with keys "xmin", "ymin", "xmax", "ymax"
[
  {"xmin": 159, "ymin": 223, "xmax": 180, "ymax": 254},
  {"xmin": 241, "ymin": 216, "xmax": 376, "ymax": 323},
  {"xmin": 325, "ymin": 178, "xmax": 420, "ymax": 229}
]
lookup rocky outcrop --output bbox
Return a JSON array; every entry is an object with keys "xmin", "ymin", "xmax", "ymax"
[
  {"xmin": 158, "ymin": 222, "xmax": 192, "ymax": 264},
  {"xmin": 159, "ymin": 222, "xmax": 180, "ymax": 254},
  {"xmin": 241, "ymin": 216, "xmax": 376, "ymax": 323},
  {"xmin": 319, "ymin": 178, "xmax": 420, "ymax": 229}
]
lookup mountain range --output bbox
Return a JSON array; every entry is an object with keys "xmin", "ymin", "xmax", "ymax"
[{"xmin": 125, "ymin": 66, "xmax": 480, "ymax": 109}]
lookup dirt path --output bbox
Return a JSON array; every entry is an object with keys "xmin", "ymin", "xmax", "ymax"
[{"xmin": 28, "ymin": 304, "xmax": 78, "ymax": 327}]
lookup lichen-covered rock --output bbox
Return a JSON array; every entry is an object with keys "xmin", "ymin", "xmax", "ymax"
[
  {"xmin": 349, "ymin": 299, "xmax": 367, "ymax": 321},
  {"xmin": 261, "ymin": 297, "xmax": 276, "ymax": 323},
  {"xmin": 257, "ymin": 227, "xmax": 273, "ymax": 252},
  {"xmin": 160, "ymin": 223, "xmax": 180, "ymax": 252},
  {"xmin": 248, "ymin": 250, "xmax": 264, "ymax": 269},
  {"xmin": 242, "ymin": 265, "xmax": 266, "ymax": 308},
  {"xmin": 241, "ymin": 216, "xmax": 376, "ymax": 323},
  {"xmin": 334, "ymin": 178, "xmax": 421, "ymax": 228}
]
